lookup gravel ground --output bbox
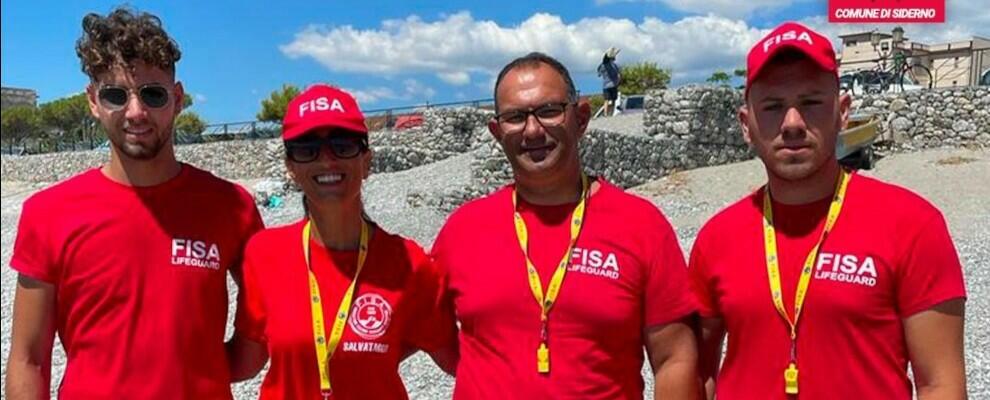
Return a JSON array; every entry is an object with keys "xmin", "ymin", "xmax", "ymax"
[{"xmin": 2, "ymin": 146, "xmax": 987, "ymax": 398}]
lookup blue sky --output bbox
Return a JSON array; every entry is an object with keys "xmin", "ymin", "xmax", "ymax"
[{"xmin": 2, "ymin": 0, "xmax": 985, "ymax": 124}]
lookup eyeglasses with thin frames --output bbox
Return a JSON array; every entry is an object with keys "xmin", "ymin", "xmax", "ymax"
[
  {"xmin": 97, "ymin": 84, "xmax": 172, "ymax": 111},
  {"xmin": 495, "ymin": 102, "xmax": 574, "ymax": 134}
]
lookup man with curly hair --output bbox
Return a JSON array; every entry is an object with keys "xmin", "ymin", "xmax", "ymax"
[{"xmin": 5, "ymin": 7, "xmax": 263, "ymax": 399}]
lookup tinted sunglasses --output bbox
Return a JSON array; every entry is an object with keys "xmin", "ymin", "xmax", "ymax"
[
  {"xmin": 97, "ymin": 84, "xmax": 171, "ymax": 111},
  {"xmin": 285, "ymin": 134, "xmax": 369, "ymax": 163}
]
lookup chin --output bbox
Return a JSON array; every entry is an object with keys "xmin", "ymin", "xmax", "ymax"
[
  {"xmin": 768, "ymin": 159, "xmax": 826, "ymax": 181},
  {"xmin": 115, "ymin": 141, "xmax": 163, "ymax": 160}
]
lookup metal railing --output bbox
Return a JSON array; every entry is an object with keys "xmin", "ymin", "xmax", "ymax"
[{"xmin": 1, "ymin": 97, "xmax": 495, "ymax": 155}]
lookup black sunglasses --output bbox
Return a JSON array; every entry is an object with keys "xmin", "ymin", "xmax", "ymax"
[
  {"xmin": 97, "ymin": 84, "xmax": 171, "ymax": 110},
  {"xmin": 285, "ymin": 134, "xmax": 369, "ymax": 163}
]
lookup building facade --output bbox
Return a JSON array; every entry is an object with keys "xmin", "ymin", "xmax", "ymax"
[
  {"xmin": 1, "ymin": 86, "xmax": 39, "ymax": 110},
  {"xmin": 838, "ymin": 30, "xmax": 990, "ymax": 88}
]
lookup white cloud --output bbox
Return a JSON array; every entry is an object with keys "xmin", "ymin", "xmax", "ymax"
[
  {"xmin": 282, "ymin": 12, "xmax": 765, "ymax": 87},
  {"xmin": 437, "ymin": 71, "xmax": 471, "ymax": 85},
  {"xmin": 594, "ymin": 0, "xmax": 796, "ymax": 19},
  {"xmin": 283, "ymin": 9, "xmax": 988, "ymax": 91},
  {"xmin": 192, "ymin": 93, "xmax": 208, "ymax": 104},
  {"xmin": 345, "ymin": 78, "xmax": 435, "ymax": 105}
]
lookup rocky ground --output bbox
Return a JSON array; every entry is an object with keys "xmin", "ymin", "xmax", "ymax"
[{"xmin": 2, "ymin": 146, "xmax": 987, "ymax": 398}]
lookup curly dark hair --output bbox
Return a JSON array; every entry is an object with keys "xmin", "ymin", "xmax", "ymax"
[{"xmin": 75, "ymin": 7, "xmax": 181, "ymax": 79}]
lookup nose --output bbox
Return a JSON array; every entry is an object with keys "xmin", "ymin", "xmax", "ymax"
[
  {"xmin": 521, "ymin": 113, "xmax": 545, "ymax": 141},
  {"xmin": 123, "ymin": 92, "xmax": 149, "ymax": 121},
  {"xmin": 780, "ymin": 106, "xmax": 807, "ymax": 137}
]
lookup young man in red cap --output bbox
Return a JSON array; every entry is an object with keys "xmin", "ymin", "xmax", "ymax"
[
  {"xmin": 432, "ymin": 52, "xmax": 700, "ymax": 399},
  {"xmin": 227, "ymin": 84, "xmax": 458, "ymax": 399},
  {"xmin": 690, "ymin": 22, "xmax": 967, "ymax": 399},
  {"xmin": 5, "ymin": 7, "xmax": 263, "ymax": 399}
]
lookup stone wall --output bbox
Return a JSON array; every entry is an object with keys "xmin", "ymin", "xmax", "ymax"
[
  {"xmin": 854, "ymin": 86, "xmax": 990, "ymax": 148},
  {"xmin": 4, "ymin": 86, "xmax": 986, "ymax": 210},
  {"xmin": 0, "ymin": 140, "xmax": 273, "ymax": 183}
]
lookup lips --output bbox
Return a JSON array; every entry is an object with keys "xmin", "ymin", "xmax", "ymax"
[{"xmin": 521, "ymin": 142, "xmax": 556, "ymax": 161}]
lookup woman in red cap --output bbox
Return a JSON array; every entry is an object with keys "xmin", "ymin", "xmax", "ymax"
[{"xmin": 227, "ymin": 84, "xmax": 458, "ymax": 399}]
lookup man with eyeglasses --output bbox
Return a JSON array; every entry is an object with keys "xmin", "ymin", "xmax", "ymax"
[
  {"xmin": 431, "ymin": 52, "xmax": 701, "ymax": 399},
  {"xmin": 5, "ymin": 7, "xmax": 262, "ymax": 399}
]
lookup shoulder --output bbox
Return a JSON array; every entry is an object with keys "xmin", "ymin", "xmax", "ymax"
[
  {"xmin": 183, "ymin": 165, "xmax": 255, "ymax": 203},
  {"xmin": 23, "ymin": 168, "xmax": 102, "ymax": 212},
  {"xmin": 696, "ymin": 190, "xmax": 761, "ymax": 245},
  {"xmin": 440, "ymin": 185, "xmax": 512, "ymax": 231},
  {"xmin": 245, "ymin": 220, "xmax": 303, "ymax": 254},
  {"xmin": 594, "ymin": 179, "xmax": 674, "ymax": 231},
  {"xmin": 851, "ymin": 173, "xmax": 942, "ymax": 218}
]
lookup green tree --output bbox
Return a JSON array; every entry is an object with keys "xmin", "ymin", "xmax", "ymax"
[
  {"xmin": 707, "ymin": 70, "xmax": 732, "ymax": 85},
  {"xmin": 734, "ymin": 68, "xmax": 747, "ymax": 89},
  {"xmin": 618, "ymin": 62, "xmax": 671, "ymax": 95},
  {"xmin": 1, "ymin": 106, "xmax": 41, "ymax": 149},
  {"xmin": 175, "ymin": 111, "xmax": 207, "ymax": 137},
  {"xmin": 183, "ymin": 93, "xmax": 194, "ymax": 110},
  {"xmin": 38, "ymin": 93, "xmax": 97, "ymax": 145},
  {"xmin": 257, "ymin": 84, "xmax": 301, "ymax": 122}
]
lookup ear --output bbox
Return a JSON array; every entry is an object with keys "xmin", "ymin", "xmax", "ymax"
[
  {"xmin": 837, "ymin": 92, "xmax": 852, "ymax": 131},
  {"xmin": 488, "ymin": 118, "xmax": 503, "ymax": 143},
  {"xmin": 738, "ymin": 104, "xmax": 753, "ymax": 146},
  {"xmin": 574, "ymin": 99, "xmax": 592, "ymax": 139},
  {"xmin": 362, "ymin": 147, "xmax": 373, "ymax": 179},
  {"xmin": 86, "ymin": 83, "xmax": 101, "ymax": 118},
  {"xmin": 173, "ymin": 81, "xmax": 185, "ymax": 117}
]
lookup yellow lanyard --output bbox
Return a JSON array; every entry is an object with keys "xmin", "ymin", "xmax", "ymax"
[
  {"xmin": 762, "ymin": 169, "xmax": 851, "ymax": 395},
  {"xmin": 302, "ymin": 219, "xmax": 370, "ymax": 399},
  {"xmin": 512, "ymin": 174, "xmax": 589, "ymax": 374}
]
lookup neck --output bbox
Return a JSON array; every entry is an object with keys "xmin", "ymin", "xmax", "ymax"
[
  {"xmin": 766, "ymin": 160, "xmax": 841, "ymax": 205},
  {"xmin": 102, "ymin": 146, "xmax": 182, "ymax": 187},
  {"xmin": 515, "ymin": 166, "xmax": 586, "ymax": 206},
  {"xmin": 307, "ymin": 197, "xmax": 366, "ymax": 251}
]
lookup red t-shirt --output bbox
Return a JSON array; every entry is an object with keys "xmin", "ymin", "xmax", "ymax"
[
  {"xmin": 10, "ymin": 165, "xmax": 264, "ymax": 399},
  {"xmin": 234, "ymin": 219, "xmax": 456, "ymax": 400},
  {"xmin": 432, "ymin": 178, "xmax": 697, "ymax": 399},
  {"xmin": 689, "ymin": 173, "xmax": 967, "ymax": 399}
]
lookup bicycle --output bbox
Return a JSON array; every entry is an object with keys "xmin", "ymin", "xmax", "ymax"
[{"xmin": 844, "ymin": 37, "xmax": 933, "ymax": 95}]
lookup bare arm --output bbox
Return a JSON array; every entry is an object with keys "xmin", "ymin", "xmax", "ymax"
[
  {"xmin": 645, "ymin": 317, "xmax": 702, "ymax": 400},
  {"xmin": 698, "ymin": 317, "xmax": 726, "ymax": 400},
  {"xmin": 5, "ymin": 274, "xmax": 57, "ymax": 400},
  {"xmin": 227, "ymin": 334, "xmax": 268, "ymax": 382},
  {"xmin": 906, "ymin": 298, "xmax": 966, "ymax": 400},
  {"xmin": 427, "ymin": 339, "xmax": 459, "ymax": 376}
]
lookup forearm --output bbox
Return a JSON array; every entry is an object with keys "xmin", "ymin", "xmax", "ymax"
[
  {"xmin": 427, "ymin": 341, "xmax": 459, "ymax": 376},
  {"xmin": 4, "ymin": 358, "xmax": 48, "ymax": 400},
  {"xmin": 653, "ymin": 357, "xmax": 702, "ymax": 400},
  {"xmin": 226, "ymin": 335, "xmax": 268, "ymax": 382},
  {"xmin": 916, "ymin": 378, "xmax": 966, "ymax": 400}
]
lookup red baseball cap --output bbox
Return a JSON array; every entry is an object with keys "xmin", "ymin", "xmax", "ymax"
[
  {"xmin": 746, "ymin": 22, "xmax": 837, "ymax": 90},
  {"xmin": 282, "ymin": 84, "xmax": 367, "ymax": 141}
]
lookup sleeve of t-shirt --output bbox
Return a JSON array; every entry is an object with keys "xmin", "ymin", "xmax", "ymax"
[
  {"xmin": 688, "ymin": 231, "xmax": 720, "ymax": 318},
  {"xmin": 406, "ymin": 252, "xmax": 458, "ymax": 353},
  {"xmin": 10, "ymin": 196, "xmax": 60, "ymax": 283},
  {"xmin": 230, "ymin": 188, "xmax": 266, "ymax": 276},
  {"xmin": 643, "ymin": 218, "xmax": 698, "ymax": 328},
  {"xmin": 234, "ymin": 238, "xmax": 268, "ymax": 343},
  {"xmin": 896, "ymin": 211, "xmax": 967, "ymax": 318}
]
